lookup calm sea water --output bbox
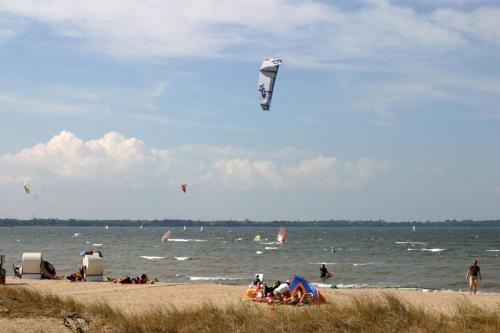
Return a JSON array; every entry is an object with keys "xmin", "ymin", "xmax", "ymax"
[{"xmin": 1, "ymin": 226, "xmax": 499, "ymax": 292}]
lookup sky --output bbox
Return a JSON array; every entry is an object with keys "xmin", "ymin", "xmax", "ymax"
[{"xmin": 0, "ymin": 0, "xmax": 499, "ymax": 221}]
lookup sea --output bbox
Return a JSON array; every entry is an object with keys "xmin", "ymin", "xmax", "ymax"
[{"xmin": 1, "ymin": 226, "xmax": 499, "ymax": 292}]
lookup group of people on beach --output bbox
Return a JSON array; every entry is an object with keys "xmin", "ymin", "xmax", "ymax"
[
  {"xmin": 248, "ymin": 275, "xmax": 314, "ymax": 305},
  {"xmin": 113, "ymin": 274, "xmax": 151, "ymax": 284},
  {"xmin": 66, "ymin": 269, "xmax": 154, "ymax": 284},
  {"xmin": 65, "ymin": 249, "xmax": 156, "ymax": 283}
]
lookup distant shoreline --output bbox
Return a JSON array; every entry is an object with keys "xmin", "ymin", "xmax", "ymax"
[{"xmin": 1, "ymin": 218, "xmax": 499, "ymax": 227}]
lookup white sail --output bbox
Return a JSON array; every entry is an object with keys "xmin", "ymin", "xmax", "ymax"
[
  {"xmin": 257, "ymin": 58, "xmax": 282, "ymax": 111},
  {"xmin": 161, "ymin": 230, "xmax": 171, "ymax": 242},
  {"xmin": 277, "ymin": 226, "xmax": 286, "ymax": 244}
]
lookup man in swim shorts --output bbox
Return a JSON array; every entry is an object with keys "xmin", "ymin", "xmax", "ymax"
[
  {"xmin": 466, "ymin": 260, "xmax": 481, "ymax": 294},
  {"xmin": 320, "ymin": 264, "xmax": 332, "ymax": 279}
]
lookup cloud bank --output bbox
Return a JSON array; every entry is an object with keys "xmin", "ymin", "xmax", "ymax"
[
  {"xmin": 0, "ymin": 131, "xmax": 387, "ymax": 193},
  {"xmin": 0, "ymin": 1, "xmax": 499, "ymax": 66}
]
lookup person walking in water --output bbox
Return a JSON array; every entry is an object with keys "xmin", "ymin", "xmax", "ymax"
[
  {"xmin": 320, "ymin": 264, "xmax": 332, "ymax": 279},
  {"xmin": 466, "ymin": 260, "xmax": 481, "ymax": 294}
]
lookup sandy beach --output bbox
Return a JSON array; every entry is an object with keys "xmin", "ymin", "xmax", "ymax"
[{"xmin": 1, "ymin": 277, "xmax": 500, "ymax": 332}]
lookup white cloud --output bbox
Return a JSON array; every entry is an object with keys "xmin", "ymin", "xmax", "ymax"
[
  {"xmin": 432, "ymin": 7, "xmax": 500, "ymax": 46},
  {"xmin": 0, "ymin": 1, "xmax": 498, "ymax": 66},
  {"xmin": 0, "ymin": 14, "xmax": 23, "ymax": 43},
  {"xmin": 0, "ymin": 131, "xmax": 387, "ymax": 193},
  {"xmin": 0, "ymin": 131, "xmax": 174, "ymax": 186},
  {"xmin": 0, "ymin": 0, "xmax": 331, "ymax": 60},
  {"xmin": 198, "ymin": 155, "xmax": 388, "ymax": 191}
]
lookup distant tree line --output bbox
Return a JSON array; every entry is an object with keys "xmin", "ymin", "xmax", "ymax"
[{"xmin": 0, "ymin": 218, "xmax": 499, "ymax": 227}]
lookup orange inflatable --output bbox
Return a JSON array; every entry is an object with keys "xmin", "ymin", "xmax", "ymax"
[{"xmin": 245, "ymin": 288, "xmax": 256, "ymax": 298}]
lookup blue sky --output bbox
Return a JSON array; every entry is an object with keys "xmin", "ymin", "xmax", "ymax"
[{"xmin": 0, "ymin": 0, "xmax": 499, "ymax": 221}]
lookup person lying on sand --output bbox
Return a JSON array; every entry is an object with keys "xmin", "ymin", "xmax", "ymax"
[
  {"xmin": 66, "ymin": 270, "xmax": 84, "ymax": 282},
  {"xmin": 252, "ymin": 292, "xmax": 274, "ymax": 303},
  {"xmin": 113, "ymin": 274, "xmax": 153, "ymax": 284}
]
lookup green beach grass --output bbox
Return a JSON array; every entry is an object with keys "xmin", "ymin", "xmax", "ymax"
[{"xmin": 1, "ymin": 286, "xmax": 499, "ymax": 333}]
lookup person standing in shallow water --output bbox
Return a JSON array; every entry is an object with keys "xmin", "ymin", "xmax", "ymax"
[
  {"xmin": 466, "ymin": 260, "xmax": 481, "ymax": 294},
  {"xmin": 320, "ymin": 264, "xmax": 331, "ymax": 279}
]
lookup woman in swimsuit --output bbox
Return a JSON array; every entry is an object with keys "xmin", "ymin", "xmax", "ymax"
[{"xmin": 466, "ymin": 260, "xmax": 481, "ymax": 294}]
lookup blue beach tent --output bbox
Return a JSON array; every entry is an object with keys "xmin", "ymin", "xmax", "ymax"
[{"xmin": 289, "ymin": 275, "xmax": 325, "ymax": 304}]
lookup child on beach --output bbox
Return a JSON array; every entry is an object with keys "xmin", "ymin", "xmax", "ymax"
[{"xmin": 466, "ymin": 260, "xmax": 481, "ymax": 294}]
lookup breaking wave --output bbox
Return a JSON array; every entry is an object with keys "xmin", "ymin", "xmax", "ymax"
[{"xmin": 140, "ymin": 256, "xmax": 166, "ymax": 260}]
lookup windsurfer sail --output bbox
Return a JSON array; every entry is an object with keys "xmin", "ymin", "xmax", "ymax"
[
  {"xmin": 277, "ymin": 226, "xmax": 286, "ymax": 244},
  {"xmin": 160, "ymin": 230, "xmax": 171, "ymax": 243}
]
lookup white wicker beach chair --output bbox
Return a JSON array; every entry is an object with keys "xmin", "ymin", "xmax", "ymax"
[
  {"xmin": 21, "ymin": 252, "xmax": 43, "ymax": 279},
  {"xmin": 82, "ymin": 254, "xmax": 104, "ymax": 282}
]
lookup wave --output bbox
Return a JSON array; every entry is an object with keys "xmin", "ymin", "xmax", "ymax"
[
  {"xmin": 235, "ymin": 238, "xmax": 243, "ymax": 241},
  {"xmin": 259, "ymin": 242, "xmax": 277, "ymax": 245},
  {"xmin": 309, "ymin": 262, "xmax": 375, "ymax": 266},
  {"xmin": 395, "ymin": 241, "xmax": 427, "ymax": 245},
  {"xmin": 168, "ymin": 239, "xmax": 207, "ymax": 242},
  {"xmin": 174, "ymin": 257, "xmax": 191, "ymax": 261},
  {"xmin": 422, "ymin": 248, "xmax": 447, "ymax": 252},
  {"xmin": 335, "ymin": 283, "xmax": 371, "ymax": 289},
  {"xmin": 265, "ymin": 247, "xmax": 278, "ymax": 250},
  {"xmin": 315, "ymin": 283, "xmax": 335, "ymax": 288},
  {"xmin": 315, "ymin": 283, "xmax": 422, "ymax": 289},
  {"xmin": 256, "ymin": 251, "xmax": 263, "ymax": 254},
  {"xmin": 485, "ymin": 249, "xmax": 500, "ymax": 252},
  {"xmin": 189, "ymin": 276, "xmax": 245, "ymax": 281},
  {"xmin": 93, "ymin": 243, "xmax": 103, "ymax": 247},
  {"xmin": 140, "ymin": 256, "xmax": 166, "ymax": 260}
]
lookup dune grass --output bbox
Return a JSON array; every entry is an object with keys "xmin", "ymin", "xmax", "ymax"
[{"xmin": 1, "ymin": 286, "xmax": 499, "ymax": 333}]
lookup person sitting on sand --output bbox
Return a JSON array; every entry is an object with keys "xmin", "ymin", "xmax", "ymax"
[
  {"xmin": 298, "ymin": 293, "xmax": 314, "ymax": 305},
  {"xmin": 252, "ymin": 274, "xmax": 261, "ymax": 286},
  {"xmin": 140, "ymin": 274, "xmax": 149, "ymax": 284},
  {"xmin": 273, "ymin": 280, "xmax": 290, "ymax": 299},
  {"xmin": 466, "ymin": 260, "xmax": 481, "ymax": 294}
]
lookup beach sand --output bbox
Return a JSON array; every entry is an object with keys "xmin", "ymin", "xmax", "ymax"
[{"xmin": 1, "ymin": 277, "xmax": 500, "ymax": 332}]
